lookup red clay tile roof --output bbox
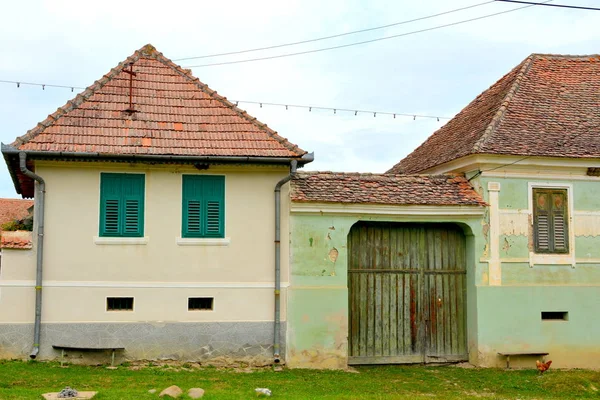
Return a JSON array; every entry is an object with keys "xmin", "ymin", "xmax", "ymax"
[
  {"xmin": 388, "ymin": 54, "xmax": 600, "ymax": 174},
  {"xmin": 0, "ymin": 198, "xmax": 33, "ymax": 229},
  {"xmin": 12, "ymin": 44, "xmax": 305, "ymax": 159},
  {"xmin": 4, "ymin": 44, "xmax": 308, "ymax": 197},
  {"xmin": 1, "ymin": 231, "xmax": 33, "ymax": 250},
  {"xmin": 291, "ymin": 172, "xmax": 486, "ymax": 206}
]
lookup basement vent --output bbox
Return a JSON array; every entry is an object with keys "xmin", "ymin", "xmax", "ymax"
[
  {"xmin": 107, "ymin": 297, "xmax": 134, "ymax": 311},
  {"xmin": 587, "ymin": 168, "xmax": 600, "ymax": 176},
  {"xmin": 541, "ymin": 311, "xmax": 568, "ymax": 321},
  {"xmin": 188, "ymin": 297, "xmax": 214, "ymax": 311}
]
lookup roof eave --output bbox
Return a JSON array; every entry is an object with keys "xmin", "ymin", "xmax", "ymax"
[
  {"xmin": 2, "ymin": 143, "xmax": 314, "ymax": 197},
  {"xmin": 2, "ymin": 145, "xmax": 23, "ymax": 197}
]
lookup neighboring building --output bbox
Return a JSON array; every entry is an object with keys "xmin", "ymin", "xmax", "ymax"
[
  {"xmin": 0, "ymin": 44, "xmax": 311, "ymax": 364},
  {"xmin": 288, "ymin": 54, "xmax": 600, "ymax": 369},
  {"xmin": 286, "ymin": 172, "xmax": 486, "ymax": 368},
  {"xmin": 0, "ymin": 199, "xmax": 34, "ymax": 230},
  {"xmin": 0, "ymin": 198, "xmax": 35, "ymax": 257},
  {"xmin": 387, "ymin": 53, "xmax": 600, "ymax": 368}
]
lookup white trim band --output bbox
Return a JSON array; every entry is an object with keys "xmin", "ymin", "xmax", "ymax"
[
  {"xmin": 291, "ymin": 203, "xmax": 485, "ymax": 216},
  {"xmin": 0, "ymin": 281, "xmax": 290, "ymax": 289}
]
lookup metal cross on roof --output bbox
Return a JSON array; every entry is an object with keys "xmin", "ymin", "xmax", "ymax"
[{"xmin": 123, "ymin": 63, "xmax": 137, "ymax": 114}]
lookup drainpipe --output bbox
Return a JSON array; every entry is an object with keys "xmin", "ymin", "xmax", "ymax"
[
  {"xmin": 273, "ymin": 152, "xmax": 312, "ymax": 364},
  {"xmin": 19, "ymin": 152, "xmax": 45, "ymax": 359}
]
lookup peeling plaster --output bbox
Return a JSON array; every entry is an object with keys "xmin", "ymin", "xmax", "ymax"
[
  {"xmin": 499, "ymin": 213, "xmax": 529, "ymax": 236},
  {"xmin": 502, "ymin": 237, "xmax": 511, "ymax": 253},
  {"xmin": 574, "ymin": 215, "xmax": 600, "ymax": 237}
]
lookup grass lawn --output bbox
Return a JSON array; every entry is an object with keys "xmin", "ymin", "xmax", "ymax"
[{"xmin": 0, "ymin": 360, "xmax": 598, "ymax": 399}]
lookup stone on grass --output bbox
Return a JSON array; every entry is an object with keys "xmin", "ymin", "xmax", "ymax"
[
  {"xmin": 42, "ymin": 392, "xmax": 97, "ymax": 399},
  {"xmin": 159, "ymin": 385, "xmax": 183, "ymax": 398},
  {"xmin": 188, "ymin": 388, "xmax": 205, "ymax": 398},
  {"xmin": 148, "ymin": 389, "xmax": 157, "ymax": 394},
  {"xmin": 255, "ymin": 388, "xmax": 272, "ymax": 397}
]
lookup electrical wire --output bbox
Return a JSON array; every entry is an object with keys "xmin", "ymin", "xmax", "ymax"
[
  {"xmin": 173, "ymin": 1, "xmax": 495, "ymax": 61},
  {"xmin": 184, "ymin": 0, "xmax": 553, "ymax": 68},
  {"xmin": 468, "ymin": 126, "xmax": 594, "ymax": 180},
  {"xmin": 495, "ymin": 0, "xmax": 600, "ymax": 10},
  {"xmin": 0, "ymin": 79, "xmax": 451, "ymax": 121}
]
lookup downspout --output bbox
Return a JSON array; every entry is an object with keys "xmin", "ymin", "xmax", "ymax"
[
  {"xmin": 273, "ymin": 159, "xmax": 297, "ymax": 364},
  {"xmin": 19, "ymin": 152, "xmax": 45, "ymax": 359},
  {"xmin": 273, "ymin": 151, "xmax": 314, "ymax": 364}
]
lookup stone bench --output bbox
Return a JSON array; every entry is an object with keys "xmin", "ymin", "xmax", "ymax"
[
  {"xmin": 498, "ymin": 352, "xmax": 549, "ymax": 369},
  {"xmin": 53, "ymin": 345, "xmax": 125, "ymax": 367}
]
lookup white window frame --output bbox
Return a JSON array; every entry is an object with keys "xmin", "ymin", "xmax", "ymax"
[{"xmin": 527, "ymin": 182, "xmax": 575, "ymax": 267}]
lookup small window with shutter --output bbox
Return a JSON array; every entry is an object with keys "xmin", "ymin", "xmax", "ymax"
[
  {"xmin": 182, "ymin": 175, "xmax": 225, "ymax": 238},
  {"xmin": 533, "ymin": 188, "xmax": 568, "ymax": 254},
  {"xmin": 99, "ymin": 173, "xmax": 145, "ymax": 237}
]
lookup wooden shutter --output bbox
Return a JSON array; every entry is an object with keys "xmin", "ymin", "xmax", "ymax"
[
  {"xmin": 534, "ymin": 190, "xmax": 550, "ymax": 252},
  {"xmin": 100, "ymin": 173, "xmax": 145, "ymax": 237},
  {"xmin": 121, "ymin": 174, "xmax": 145, "ymax": 237},
  {"xmin": 551, "ymin": 190, "xmax": 568, "ymax": 253},
  {"xmin": 182, "ymin": 175, "xmax": 224, "ymax": 238},
  {"xmin": 533, "ymin": 188, "xmax": 568, "ymax": 254}
]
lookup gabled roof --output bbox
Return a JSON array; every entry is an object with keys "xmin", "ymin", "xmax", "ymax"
[
  {"xmin": 4, "ymin": 44, "xmax": 309, "ymax": 197},
  {"xmin": 388, "ymin": 54, "xmax": 600, "ymax": 174},
  {"xmin": 291, "ymin": 172, "xmax": 486, "ymax": 206}
]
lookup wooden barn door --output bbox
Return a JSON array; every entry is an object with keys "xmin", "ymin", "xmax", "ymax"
[{"xmin": 348, "ymin": 222, "xmax": 467, "ymax": 365}]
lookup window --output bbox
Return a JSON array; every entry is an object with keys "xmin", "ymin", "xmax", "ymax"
[
  {"xmin": 533, "ymin": 188, "xmax": 568, "ymax": 254},
  {"xmin": 188, "ymin": 297, "xmax": 214, "ymax": 311},
  {"xmin": 107, "ymin": 297, "xmax": 134, "ymax": 311},
  {"xmin": 182, "ymin": 175, "xmax": 224, "ymax": 238},
  {"xmin": 99, "ymin": 173, "xmax": 145, "ymax": 237},
  {"xmin": 541, "ymin": 311, "xmax": 568, "ymax": 321}
]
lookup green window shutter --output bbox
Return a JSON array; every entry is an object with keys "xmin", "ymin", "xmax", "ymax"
[
  {"xmin": 533, "ymin": 188, "xmax": 569, "ymax": 254},
  {"xmin": 551, "ymin": 190, "xmax": 569, "ymax": 253},
  {"xmin": 182, "ymin": 175, "xmax": 225, "ymax": 238},
  {"xmin": 100, "ymin": 173, "xmax": 145, "ymax": 237}
]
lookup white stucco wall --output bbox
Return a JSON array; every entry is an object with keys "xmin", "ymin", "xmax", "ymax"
[{"xmin": 0, "ymin": 161, "xmax": 291, "ymax": 323}]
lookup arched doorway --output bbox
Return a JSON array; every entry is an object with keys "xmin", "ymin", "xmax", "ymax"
[{"xmin": 348, "ymin": 222, "xmax": 467, "ymax": 364}]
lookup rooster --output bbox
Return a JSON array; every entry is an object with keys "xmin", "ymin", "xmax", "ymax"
[{"xmin": 536, "ymin": 360, "xmax": 552, "ymax": 374}]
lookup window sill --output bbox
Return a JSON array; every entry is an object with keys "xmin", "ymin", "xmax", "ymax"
[
  {"xmin": 176, "ymin": 237, "xmax": 231, "ymax": 246},
  {"xmin": 529, "ymin": 252, "xmax": 574, "ymax": 268},
  {"xmin": 94, "ymin": 237, "xmax": 149, "ymax": 245}
]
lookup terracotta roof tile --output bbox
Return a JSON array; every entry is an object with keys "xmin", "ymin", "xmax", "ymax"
[
  {"xmin": 0, "ymin": 230, "xmax": 33, "ymax": 250},
  {"xmin": 12, "ymin": 45, "xmax": 305, "ymax": 159},
  {"xmin": 0, "ymin": 198, "xmax": 33, "ymax": 229},
  {"xmin": 291, "ymin": 172, "xmax": 486, "ymax": 206},
  {"xmin": 389, "ymin": 54, "xmax": 600, "ymax": 174}
]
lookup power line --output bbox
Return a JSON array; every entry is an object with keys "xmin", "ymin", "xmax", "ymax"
[
  {"xmin": 173, "ymin": 1, "xmax": 495, "ymax": 61},
  {"xmin": 0, "ymin": 79, "xmax": 451, "ymax": 121},
  {"xmin": 495, "ymin": 0, "xmax": 600, "ymax": 10},
  {"xmin": 184, "ymin": 0, "xmax": 553, "ymax": 68},
  {"xmin": 469, "ymin": 125, "xmax": 594, "ymax": 180}
]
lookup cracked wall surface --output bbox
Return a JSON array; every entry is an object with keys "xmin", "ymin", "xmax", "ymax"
[{"xmin": 0, "ymin": 322, "xmax": 283, "ymax": 365}]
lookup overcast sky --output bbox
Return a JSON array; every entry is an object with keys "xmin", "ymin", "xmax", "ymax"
[{"xmin": 1, "ymin": 0, "xmax": 599, "ymax": 198}]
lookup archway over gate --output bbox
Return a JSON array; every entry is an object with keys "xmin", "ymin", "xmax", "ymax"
[{"xmin": 347, "ymin": 222, "xmax": 468, "ymax": 365}]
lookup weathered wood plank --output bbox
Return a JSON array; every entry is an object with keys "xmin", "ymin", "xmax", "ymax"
[{"xmin": 348, "ymin": 223, "xmax": 467, "ymax": 363}]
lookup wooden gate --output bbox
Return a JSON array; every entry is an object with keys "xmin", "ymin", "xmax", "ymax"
[{"xmin": 348, "ymin": 222, "xmax": 467, "ymax": 364}]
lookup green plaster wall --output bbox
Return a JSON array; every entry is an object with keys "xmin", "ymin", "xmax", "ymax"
[
  {"xmin": 287, "ymin": 172, "xmax": 600, "ymax": 369},
  {"xmin": 501, "ymin": 263, "xmax": 600, "ymax": 285},
  {"xmin": 475, "ymin": 174, "xmax": 600, "ymax": 368},
  {"xmin": 499, "ymin": 235, "xmax": 529, "ymax": 258},
  {"xmin": 477, "ymin": 286, "xmax": 600, "ymax": 368},
  {"xmin": 575, "ymin": 236, "xmax": 600, "ymax": 259},
  {"xmin": 286, "ymin": 212, "xmax": 486, "ymax": 368}
]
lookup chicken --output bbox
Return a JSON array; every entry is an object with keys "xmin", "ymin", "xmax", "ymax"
[{"xmin": 536, "ymin": 359, "xmax": 552, "ymax": 374}]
